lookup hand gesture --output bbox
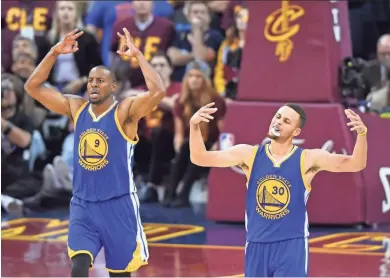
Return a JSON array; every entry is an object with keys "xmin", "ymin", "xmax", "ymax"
[
  {"xmin": 52, "ymin": 29, "xmax": 83, "ymax": 55},
  {"xmin": 116, "ymin": 28, "xmax": 141, "ymax": 58},
  {"xmin": 345, "ymin": 109, "xmax": 367, "ymax": 135},
  {"xmin": 190, "ymin": 103, "xmax": 218, "ymax": 125}
]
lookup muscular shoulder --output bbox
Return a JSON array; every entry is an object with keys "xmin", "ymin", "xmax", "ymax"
[
  {"xmin": 303, "ymin": 148, "xmax": 330, "ymax": 172},
  {"xmin": 66, "ymin": 95, "xmax": 87, "ymax": 120},
  {"xmin": 233, "ymin": 144, "xmax": 257, "ymax": 167}
]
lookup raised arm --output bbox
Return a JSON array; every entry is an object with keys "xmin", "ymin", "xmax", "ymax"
[
  {"xmin": 307, "ymin": 109, "xmax": 368, "ymax": 173},
  {"xmin": 189, "ymin": 103, "xmax": 254, "ymax": 168},
  {"xmin": 116, "ymin": 28, "xmax": 165, "ymax": 120},
  {"xmin": 24, "ymin": 29, "xmax": 85, "ymax": 118}
]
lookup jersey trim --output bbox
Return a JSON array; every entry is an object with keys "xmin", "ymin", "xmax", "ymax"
[
  {"xmin": 265, "ymin": 144, "xmax": 298, "ymax": 168},
  {"xmin": 245, "ymin": 145, "xmax": 259, "ymax": 188},
  {"xmin": 300, "ymin": 149, "xmax": 312, "ymax": 192},
  {"xmin": 73, "ymin": 101, "xmax": 89, "ymax": 127},
  {"xmin": 88, "ymin": 100, "xmax": 118, "ymax": 122},
  {"xmin": 114, "ymin": 105, "xmax": 139, "ymax": 144}
]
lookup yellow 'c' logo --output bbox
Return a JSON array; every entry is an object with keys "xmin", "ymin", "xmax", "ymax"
[{"xmin": 264, "ymin": 0, "xmax": 305, "ymax": 62}]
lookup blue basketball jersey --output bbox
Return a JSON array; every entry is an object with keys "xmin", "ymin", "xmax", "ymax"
[
  {"xmin": 245, "ymin": 144, "xmax": 311, "ymax": 243},
  {"xmin": 72, "ymin": 101, "xmax": 137, "ymax": 202}
]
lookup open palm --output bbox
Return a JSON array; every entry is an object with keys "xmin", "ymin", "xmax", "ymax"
[
  {"xmin": 53, "ymin": 29, "xmax": 83, "ymax": 55},
  {"xmin": 117, "ymin": 28, "xmax": 141, "ymax": 58}
]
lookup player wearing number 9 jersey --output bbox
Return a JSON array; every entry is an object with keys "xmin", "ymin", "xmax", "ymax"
[
  {"xmin": 189, "ymin": 103, "xmax": 368, "ymax": 277},
  {"xmin": 25, "ymin": 28, "xmax": 166, "ymax": 277}
]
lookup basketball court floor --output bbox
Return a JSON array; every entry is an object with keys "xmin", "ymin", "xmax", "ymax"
[{"xmin": 2, "ymin": 203, "xmax": 390, "ymax": 277}]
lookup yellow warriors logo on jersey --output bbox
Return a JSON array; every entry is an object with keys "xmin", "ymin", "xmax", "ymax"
[
  {"xmin": 256, "ymin": 175, "xmax": 291, "ymax": 220},
  {"xmin": 78, "ymin": 128, "xmax": 109, "ymax": 171},
  {"xmin": 264, "ymin": 0, "xmax": 305, "ymax": 62}
]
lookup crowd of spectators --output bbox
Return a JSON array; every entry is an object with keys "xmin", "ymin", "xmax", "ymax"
[{"xmin": 1, "ymin": 0, "xmax": 389, "ymax": 215}]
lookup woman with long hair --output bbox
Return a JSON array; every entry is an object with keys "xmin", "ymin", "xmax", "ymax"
[
  {"xmin": 163, "ymin": 60, "xmax": 226, "ymax": 207},
  {"xmin": 214, "ymin": 6, "xmax": 248, "ymax": 99},
  {"xmin": 38, "ymin": 1, "xmax": 102, "ymax": 92}
]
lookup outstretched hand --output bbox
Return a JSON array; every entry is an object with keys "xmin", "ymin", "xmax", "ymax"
[
  {"xmin": 345, "ymin": 109, "xmax": 367, "ymax": 135},
  {"xmin": 52, "ymin": 29, "xmax": 83, "ymax": 55},
  {"xmin": 117, "ymin": 28, "xmax": 141, "ymax": 58},
  {"xmin": 190, "ymin": 103, "xmax": 218, "ymax": 125}
]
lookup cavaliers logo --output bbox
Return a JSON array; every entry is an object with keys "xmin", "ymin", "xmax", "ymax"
[
  {"xmin": 264, "ymin": 0, "xmax": 305, "ymax": 62},
  {"xmin": 78, "ymin": 128, "xmax": 109, "ymax": 171},
  {"xmin": 256, "ymin": 175, "xmax": 291, "ymax": 220}
]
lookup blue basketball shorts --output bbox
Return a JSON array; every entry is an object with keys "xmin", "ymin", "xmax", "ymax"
[
  {"xmin": 67, "ymin": 193, "xmax": 149, "ymax": 272},
  {"xmin": 245, "ymin": 237, "xmax": 309, "ymax": 277}
]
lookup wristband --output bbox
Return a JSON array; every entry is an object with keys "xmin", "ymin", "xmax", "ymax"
[{"xmin": 358, "ymin": 128, "xmax": 367, "ymax": 136}]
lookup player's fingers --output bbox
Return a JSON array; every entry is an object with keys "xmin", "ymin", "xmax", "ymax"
[
  {"xmin": 71, "ymin": 31, "xmax": 84, "ymax": 40},
  {"xmin": 123, "ymin": 28, "xmax": 131, "ymax": 39},
  {"xmin": 199, "ymin": 113, "xmax": 214, "ymax": 120},
  {"xmin": 66, "ymin": 29, "xmax": 78, "ymax": 37},
  {"xmin": 117, "ymin": 32, "xmax": 125, "ymax": 39},
  {"xmin": 346, "ymin": 121, "xmax": 360, "ymax": 126},
  {"xmin": 200, "ymin": 107, "xmax": 218, "ymax": 114},
  {"xmin": 204, "ymin": 102, "xmax": 215, "ymax": 108},
  {"xmin": 347, "ymin": 109, "xmax": 359, "ymax": 117}
]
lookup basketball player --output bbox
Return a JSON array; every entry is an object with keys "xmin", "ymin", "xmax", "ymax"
[
  {"xmin": 189, "ymin": 103, "xmax": 368, "ymax": 277},
  {"xmin": 24, "ymin": 28, "xmax": 165, "ymax": 277}
]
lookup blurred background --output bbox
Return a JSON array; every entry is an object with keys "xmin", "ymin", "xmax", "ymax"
[{"xmin": 1, "ymin": 0, "xmax": 390, "ymax": 252}]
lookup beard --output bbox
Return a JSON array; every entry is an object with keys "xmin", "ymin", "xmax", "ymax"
[{"xmin": 266, "ymin": 132, "xmax": 279, "ymax": 140}]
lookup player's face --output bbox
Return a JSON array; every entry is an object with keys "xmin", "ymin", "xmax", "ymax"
[
  {"xmin": 187, "ymin": 69, "xmax": 204, "ymax": 91},
  {"xmin": 150, "ymin": 56, "xmax": 172, "ymax": 81},
  {"xmin": 57, "ymin": 1, "xmax": 77, "ymax": 25},
  {"xmin": 87, "ymin": 68, "xmax": 114, "ymax": 105},
  {"xmin": 267, "ymin": 106, "xmax": 301, "ymax": 142},
  {"xmin": 133, "ymin": 0, "xmax": 153, "ymax": 16}
]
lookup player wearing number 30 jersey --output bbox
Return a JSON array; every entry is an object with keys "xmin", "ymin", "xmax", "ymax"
[{"xmin": 189, "ymin": 103, "xmax": 368, "ymax": 277}]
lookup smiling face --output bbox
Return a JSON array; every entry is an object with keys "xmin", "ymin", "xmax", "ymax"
[
  {"xmin": 267, "ymin": 106, "xmax": 302, "ymax": 142},
  {"xmin": 87, "ymin": 67, "xmax": 116, "ymax": 105}
]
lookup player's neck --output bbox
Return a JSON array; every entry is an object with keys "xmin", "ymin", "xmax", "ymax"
[
  {"xmin": 269, "ymin": 141, "xmax": 294, "ymax": 156},
  {"xmin": 91, "ymin": 99, "xmax": 115, "ymax": 117}
]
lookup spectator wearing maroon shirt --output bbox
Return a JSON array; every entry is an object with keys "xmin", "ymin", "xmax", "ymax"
[
  {"xmin": 111, "ymin": 1, "xmax": 175, "ymax": 88},
  {"xmin": 1, "ymin": 0, "xmax": 56, "ymax": 71},
  {"xmin": 167, "ymin": 1, "xmax": 224, "ymax": 82},
  {"xmin": 138, "ymin": 52, "xmax": 182, "ymax": 203},
  {"xmin": 163, "ymin": 60, "xmax": 226, "ymax": 207}
]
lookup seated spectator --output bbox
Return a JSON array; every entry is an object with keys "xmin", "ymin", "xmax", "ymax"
[
  {"xmin": 38, "ymin": 1, "xmax": 102, "ymax": 91},
  {"xmin": 11, "ymin": 36, "xmax": 39, "ymax": 69},
  {"xmin": 111, "ymin": 0, "xmax": 175, "ymax": 88},
  {"xmin": 163, "ymin": 60, "xmax": 226, "ymax": 207},
  {"xmin": 168, "ymin": 1, "xmax": 224, "ymax": 82},
  {"xmin": 363, "ymin": 34, "xmax": 390, "ymax": 113},
  {"xmin": 214, "ymin": 6, "xmax": 248, "ymax": 99},
  {"xmin": 1, "ymin": 0, "xmax": 56, "ymax": 71},
  {"xmin": 1, "ymin": 74, "xmax": 42, "ymax": 200},
  {"xmin": 137, "ymin": 52, "xmax": 182, "ymax": 203},
  {"xmin": 10, "ymin": 53, "xmax": 47, "ymax": 128}
]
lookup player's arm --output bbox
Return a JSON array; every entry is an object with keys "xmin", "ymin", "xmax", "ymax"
[
  {"xmin": 116, "ymin": 28, "xmax": 166, "ymax": 120},
  {"xmin": 307, "ymin": 109, "xmax": 368, "ymax": 173},
  {"xmin": 189, "ymin": 103, "xmax": 254, "ymax": 168},
  {"xmin": 24, "ymin": 29, "xmax": 86, "ymax": 118}
]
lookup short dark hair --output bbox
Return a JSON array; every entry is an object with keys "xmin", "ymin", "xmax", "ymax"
[
  {"xmin": 151, "ymin": 51, "xmax": 173, "ymax": 68},
  {"xmin": 91, "ymin": 65, "xmax": 116, "ymax": 82},
  {"xmin": 284, "ymin": 103, "xmax": 307, "ymax": 128}
]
